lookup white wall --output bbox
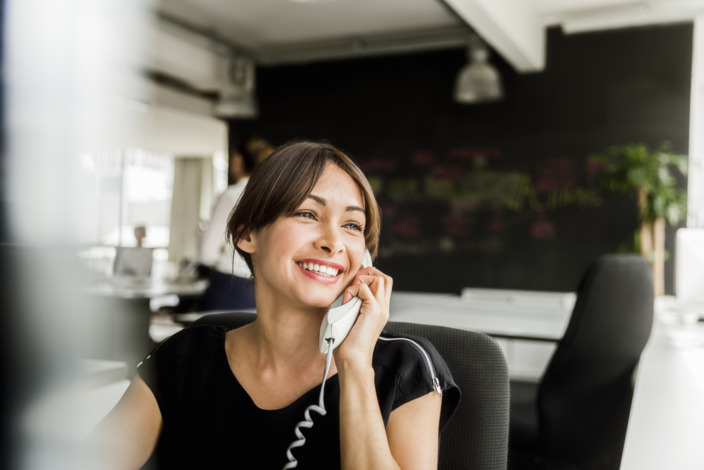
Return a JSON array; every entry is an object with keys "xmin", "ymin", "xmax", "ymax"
[{"xmin": 689, "ymin": 18, "xmax": 704, "ymax": 228}]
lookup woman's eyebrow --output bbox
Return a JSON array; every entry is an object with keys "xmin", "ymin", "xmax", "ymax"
[
  {"xmin": 307, "ymin": 194, "xmax": 365, "ymax": 214},
  {"xmin": 307, "ymin": 194, "xmax": 327, "ymax": 206}
]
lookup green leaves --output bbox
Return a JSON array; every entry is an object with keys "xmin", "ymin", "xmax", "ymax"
[{"xmin": 589, "ymin": 142, "xmax": 688, "ymax": 225}]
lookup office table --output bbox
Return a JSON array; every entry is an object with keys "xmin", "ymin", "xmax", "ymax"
[
  {"xmin": 620, "ymin": 319, "xmax": 704, "ymax": 470},
  {"xmin": 83, "ymin": 277, "xmax": 208, "ymax": 299},
  {"xmin": 78, "ymin": 278, "xmax": 208, "ymax": 369},
  {"xmin": 21, "ymin": 359, "xmax": 132, "ymax": 468},
  {"xmin": 389, "ymin": 290, "xmax": 574, "ymax": 380}
]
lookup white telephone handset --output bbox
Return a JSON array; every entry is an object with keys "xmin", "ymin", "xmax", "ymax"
[{"xmin": 318, "ymin": 249, "xmax": 373, "ymax": 354}]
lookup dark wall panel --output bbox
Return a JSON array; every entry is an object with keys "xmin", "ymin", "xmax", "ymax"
[{"xmin": 229, "ymin": 24, "xmax": 692, "ymax": 294}]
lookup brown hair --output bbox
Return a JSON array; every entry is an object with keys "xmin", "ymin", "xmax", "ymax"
[
  {"xmin": 227, "ymin": 140, "xmax": 380, "ymax": 275},
  {"xmin": 236, "ymin": 134, "xmax": 274, "ymax": 174}
]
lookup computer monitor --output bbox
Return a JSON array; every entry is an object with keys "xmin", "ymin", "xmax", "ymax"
[
  {"xmin": 675, "ymin": 228, "xmax": 704, "ymax": 315},
  {"xmin": 113, "ymin": 246, "xmax": 154, "ymax": 279}
]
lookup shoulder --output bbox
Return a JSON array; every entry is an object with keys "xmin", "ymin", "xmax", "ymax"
[
  {"xmin": 373, "ymin": 331, "xmax": 443, "ymax": 379},
  {"xmin": 151, "ymin": 324, "xmax": 226, "ymax": 357},
  {"xmin": 137, "ymin": 325, "xmax": 226, "ymax": 377},
  {"xmin": 136, "ymin": 325, "xmax": 228, "ymax": 399},
  {"xmin": 372, "ymin": 331, "xmax": 441, "ymax": 399},
  {"xmin": 373, "ymin": 330, "xmax": 461, "ymax": 431}
]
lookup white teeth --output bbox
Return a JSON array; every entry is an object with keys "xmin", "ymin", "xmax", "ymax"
[{"xmin": 298, "ymin": 262, "xmax": 340, "ymax": 277}]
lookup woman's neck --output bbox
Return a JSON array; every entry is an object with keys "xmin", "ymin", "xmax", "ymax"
[{"xmin": 246, "ymin": 307, "xmax": 329, "ymax": 369}]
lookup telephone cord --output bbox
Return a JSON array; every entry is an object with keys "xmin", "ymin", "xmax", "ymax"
[{"xmin": 282, "ymin": 338, "xmax": 335, "ymax": 470}]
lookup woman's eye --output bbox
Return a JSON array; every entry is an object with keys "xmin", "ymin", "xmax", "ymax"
[
  {"xmin": 344, "ymin": 222, "xmax": 364, "ymax": 232},
  {"xmin": 294, "ymin": 211, "xmax": 317, "ymax": 220}
]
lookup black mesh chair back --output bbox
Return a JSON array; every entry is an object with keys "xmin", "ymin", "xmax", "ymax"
[{"xmin": 384, "ymin": 321, "xmax": 509, "ymax": 470}]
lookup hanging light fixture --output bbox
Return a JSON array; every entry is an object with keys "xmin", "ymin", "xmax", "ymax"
[
  {"xmin": 214, "ymin": 54, "xmax": 258, "ymax": 118},
  {"xmin": 454, "ymin": 34, "xmax": 503, "ymax": 104}
]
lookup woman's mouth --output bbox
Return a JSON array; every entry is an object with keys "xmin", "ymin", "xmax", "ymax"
[{"xmin": 296, "ymin": 262, "xmax": 341, "ymax": 278}]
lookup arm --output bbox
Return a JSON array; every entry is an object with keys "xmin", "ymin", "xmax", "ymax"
[
  {"xmin": 337, "ymin": 364, "xmax": 442, "ymax": 469},
  {"xmin": 88, "ymin": 375, "xmax": 162, "ymax": 469},
  {"xmin": 386, "ymin": 391, "xmax": 443, "ymax": 469},
  {"xmin": 335, "ymin": 268, "xmax": 442, "ymax": 469}
]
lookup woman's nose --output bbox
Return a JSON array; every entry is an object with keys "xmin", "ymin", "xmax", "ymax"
[{"xmin": 315, "ymin": 225, "xmax": 344, "ymax": 254}]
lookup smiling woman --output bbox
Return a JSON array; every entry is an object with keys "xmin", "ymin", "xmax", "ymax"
[
  {"xmin": 228, "ymin": 140, "xmax": 381, "ymax": 277},
  {"xmin": 89, "ymin": 140, "xmax": 459, "ymax": 469}
]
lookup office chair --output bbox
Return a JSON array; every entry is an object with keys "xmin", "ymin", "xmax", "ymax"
[
  {"xmin": 193, "ymin": 312, "xmax": 510, "ymax": 470},
  {"xmin": 509, "ymin": 254, "xmax": 654, "ymax": 470},
  {"xmin": 384, "ymin": 320, "xmax": 510, "ymax": 470}
]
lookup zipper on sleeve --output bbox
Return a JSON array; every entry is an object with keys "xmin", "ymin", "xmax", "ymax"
[{"xmin": 378, "ymin": 336, "xmax": 443, "ymax": 396}]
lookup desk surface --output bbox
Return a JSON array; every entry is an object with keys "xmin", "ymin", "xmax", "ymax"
[
  {"xmin": 389, "ymin": 291, "xmax": 572, "ymax": 341},
  {"xmin": 81, "ymin": 278, "xmax": 208, "ymax": 299},
  {"xmin": 620, "ymin": 320, "xmax": 704, "ymax": 470}
]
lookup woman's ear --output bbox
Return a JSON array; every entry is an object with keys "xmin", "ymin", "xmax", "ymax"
[{"xmin": 236, "ymin": 228, "xmax": 256, "ymax": 254}]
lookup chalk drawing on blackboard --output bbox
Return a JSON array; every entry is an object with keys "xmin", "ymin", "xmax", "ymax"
[
  {"xmin": 412, "ymin": 151, "xmax": 436, "ymax": 168},
  {"xmin": 530, "ymin": 213, "xmax": 556, "ymax": 241},
  {"xmin": 447, "ymin": 146, "xmax": 503, "ymax": 165},
  {"xmin": 534, "ymin": 157, "xmax": 577, "ymax": 192},
  {"xmin": 488, "ymin": 214, "xmax": 506, "ymax": 234},
  {"xmin": 509, "ymin": 175, "xmax": 546, "ymax": 212},
  {"xmin": 546, "ymin": 187, "xmax": 603, "ymax": 209},
  {"xmin": 459, "ymin": 171, "xmax": 523, "ymax": 210},
  {"xmin": 425, "ymin": 174, "xmax": 456, "ymax": 200},
  {"xmin": 390, "ymin": 212, "xmax": 422, "ymax": 238},
  {"xmin": 361, "ymin": 149, "xmax": 606, "ymax": 258},
  {"xmin": 367, "ymin": 175, "xmax": 384, "ymax": 195},
  {"xmin": 388, "ymin": 178, "xmax": 420, "ymax": 199},
  {"xmin": 359, "ymin": 158, "xmax": 397, "ymax": 173},
  {"xmin": 442, "ymin": 213, "xmax": 474, "ymax": 238}
]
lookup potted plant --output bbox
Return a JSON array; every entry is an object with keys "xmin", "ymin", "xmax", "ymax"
[{"xmin": 590, "ymin": 142, "xmax": 688, "ymax": 296}]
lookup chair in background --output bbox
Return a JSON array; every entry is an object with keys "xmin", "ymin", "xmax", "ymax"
[
  {"xmin": 193, "ymin": 312, "xmax": 510, "ymax": 470},
  {"xmin": 509, "ymin": 254, "xmax": 654, "ymax": 470}
]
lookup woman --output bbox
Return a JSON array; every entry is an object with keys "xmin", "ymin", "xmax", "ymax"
[{"xmin": 92, "ymin": 140, "xmax": 459, "ymax": 469}]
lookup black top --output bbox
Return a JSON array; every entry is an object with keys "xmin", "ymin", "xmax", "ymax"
[{"xmin": 137, "ymin": 324, "xmax": 459, "ymax": 469}]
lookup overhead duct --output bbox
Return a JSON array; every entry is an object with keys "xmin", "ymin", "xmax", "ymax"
[{"xmin": 214, "ymin": 54, "xmax": 258, "ymax": 119}]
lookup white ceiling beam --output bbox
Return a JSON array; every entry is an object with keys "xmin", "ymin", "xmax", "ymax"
[
  {"xmin": 560, "ymin": 1, "xmax": 704, "ymax": 34},
  {"xmin": 145, "ymin": 21, "xmax": 226, "ymax": 92},
  {"xmin": 444, "ymin": 0, "xmax": 545, "ymax": 73}
]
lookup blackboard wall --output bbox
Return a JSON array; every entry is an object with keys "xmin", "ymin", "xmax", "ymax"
[{"xmin": 230, "ymin": 24, "xmax": 692, "ymax": 294}]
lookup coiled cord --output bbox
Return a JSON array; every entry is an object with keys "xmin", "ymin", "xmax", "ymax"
[{"xmin": 282, "ymin": 338, "xmax": 335, "ymax": 469}]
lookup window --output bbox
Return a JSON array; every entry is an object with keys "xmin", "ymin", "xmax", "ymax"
[{"xmin": 75, "ymin": 148, "xmax": 174, "ymax": 248}]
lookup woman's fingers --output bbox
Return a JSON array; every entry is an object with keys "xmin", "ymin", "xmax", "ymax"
[
  {"xmin": 334, "ymin": 268, "xmax": 395, "ymax": 363},
  {"xmin": 356, "ymin": 267, "xmax": 393, "ymax": 300},
  {"xmin": 338, "ymin": 267, "xmax": 394, "ymax": 334},
  {"xmin": 344, "ymin": 270, "xmax": 392, "ymax": 326}
]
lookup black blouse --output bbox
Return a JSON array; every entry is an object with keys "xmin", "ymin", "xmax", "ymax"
[{"xmin": 137, "ymin": 324, "xmax": 460, "ymax": 469}]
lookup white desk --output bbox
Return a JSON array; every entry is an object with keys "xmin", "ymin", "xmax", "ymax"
[
  {"xmin": 389, "ymin": 290, "xmax": 574, "ymax": 380},
  {"xmin": 78, "ymin": 278, "xmax": 208, "ymax": 369},
  {"xmin": 390, "ymin": 290, "xmax": 574, "ymax": 339},
  {"xmin": 22, "ymin": 359, "xmax": 130, "ymax": 440},
  {"xmin": 20, "ymin": 359, "xmax": 132, "ymax": 468},
  {"xmin": 82, "ymin": 277, "xmax": 208, "ymax": 299},
  {"xmin": 620, "ymin": 319, "xmax": 704, "ymax": 470}
]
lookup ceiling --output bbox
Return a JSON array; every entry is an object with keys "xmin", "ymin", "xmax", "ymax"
[{"xmin": 155, "ymin": 0, "xmax": 704, "ymax": 72}]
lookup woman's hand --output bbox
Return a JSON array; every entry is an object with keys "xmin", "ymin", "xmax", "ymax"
[
  {"xmin": 334, "ymin": 267, "xmax": 442, "ymax": 470},
  {"xmin": 334, "ymin": 266, "xmax": 393, "ymax": 367}
]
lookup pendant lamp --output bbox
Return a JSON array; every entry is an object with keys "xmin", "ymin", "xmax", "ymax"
[{"xmin": 454, "ymin": 34, "xmax": 503, "ymax": 104}]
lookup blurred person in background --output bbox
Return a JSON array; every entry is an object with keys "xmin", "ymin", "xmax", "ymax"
[
  {"xmin": 197, "ymin": 135, "xmax": 274, "ymax": 311},
  {"xmin": 113, "ymin": 225, "xmax": 153, "ymax": 279}
]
